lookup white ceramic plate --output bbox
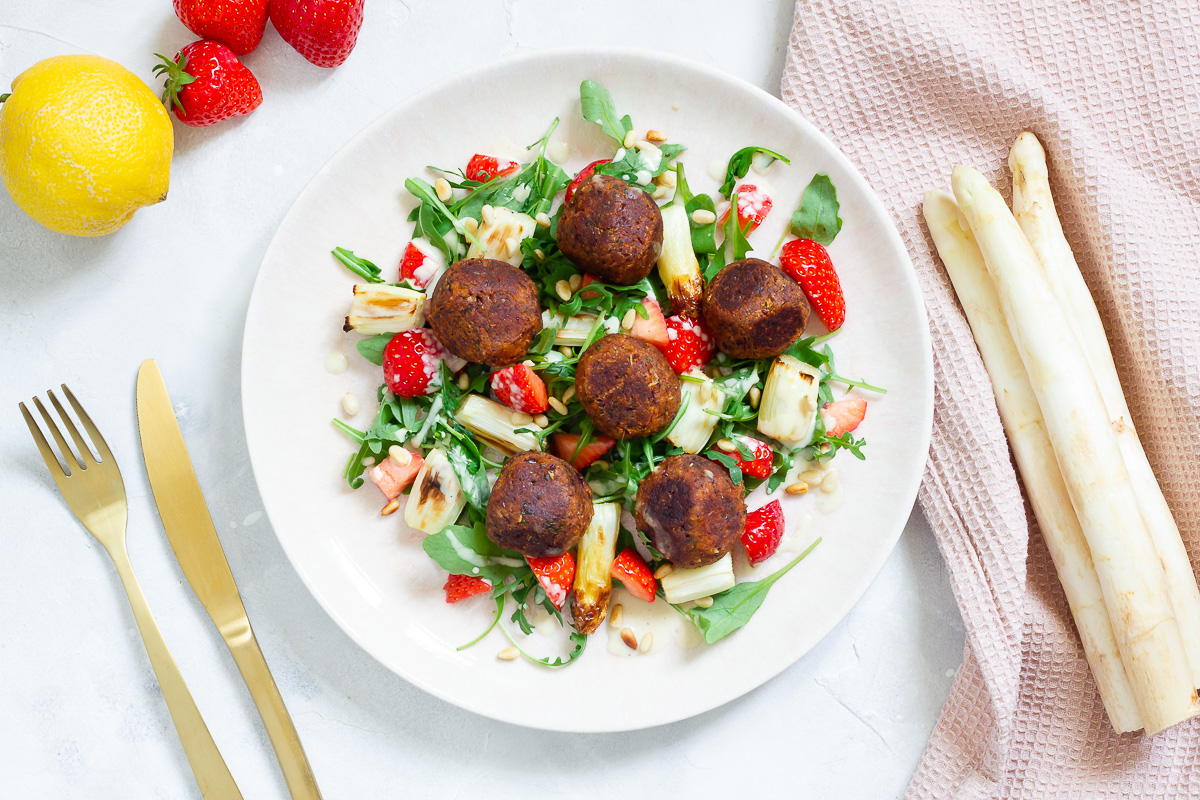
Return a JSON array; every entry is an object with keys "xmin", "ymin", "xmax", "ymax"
[{"xmin": 242, "ymin": 48, "xmax": 932, "ymax": 732}]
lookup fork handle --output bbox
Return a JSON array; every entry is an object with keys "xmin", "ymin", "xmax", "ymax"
[{"xmin": 110, "ymin": 547, "xmax": 244, "ymax": 800}]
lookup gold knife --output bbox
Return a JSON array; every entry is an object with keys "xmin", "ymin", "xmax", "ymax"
[{"xmin": 136, "ymin": 359, "xmax": 322, "ymax": 800}]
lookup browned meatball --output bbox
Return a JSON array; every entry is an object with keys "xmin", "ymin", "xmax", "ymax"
[
  {"xmin": 556, "ymin": 174, "xmax": 663, "ymax": 285},
  {"xmin": 485, "ymin": 452, "xmax": 593, "ymax": 557},
  {"xmin": 634, "ymin": 455, "xmax": 746, "ymax": 568},
  {"xmin": 574, "ymin": 334, "xmax": 680, "ymax": 439},
  {"xmin": 702, "ymin": 258, "xmax": 810, "ymax": 359},
  {"xmin": 427, "ymin": 258, "xmax": 541, "ymax": 366}
]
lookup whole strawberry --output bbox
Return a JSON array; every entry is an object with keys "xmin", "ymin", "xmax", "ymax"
[
  {"xmin": 173, "ymin": 0, "xmax": 269, "ymax": 55},
  {"xmin": 269, "ymin": 0, "xmax": 364, "ymax": 68},
  {"xmin": 154, "ymin": 41, "xmax": 263, "ymax": 127}
]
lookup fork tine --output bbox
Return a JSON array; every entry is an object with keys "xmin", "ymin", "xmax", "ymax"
[
  {"xmin": 48, "ymin": 389, "xmax": 96, "ymax": 466},
  {"xmin": 61, "ymin": 384, "xmax": 113, "ymax": 464},
  {"xmin": 20, "ymin": 401, "xmax": 69, "ymax": 478},
  {"xmin": 33, "ymin": 396, "xmax": 81, "ymax": 473}
]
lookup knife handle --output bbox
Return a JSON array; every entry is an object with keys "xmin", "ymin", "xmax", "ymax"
[
  {"xmin": 226, "ymin": 628, "xmax": 322, "ymax": 800},
  {"xmin": 110, "ymin": 546, "xmax": 244, "ymax": 800}
]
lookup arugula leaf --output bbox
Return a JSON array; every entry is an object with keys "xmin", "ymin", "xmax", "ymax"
[
  {"xmin": 458, "ymin": 596, "xmax": 505, "ymax": 651},
  {"xmin": 422, "ymin": 523, "xmax": 525, "ymax": 586},
  {"xmin": 789, "ymin": 174, "xmax": 842, "ymax": 245},
  {"xmin": 708, "ymin": 190, "xmax": 753, "ymax": 278},
  {"xmin": 442, "ymin": 433, "xmax": 492, "ymax": 510},
  {"xmin": 332, "ymin": 247, "xmax": 383, "ymax": 283},
  {"xmin": 356, "ymin": 333, "xmax": 391, "ymax": 366},
  {"xmin": 719, "ymin": 146, "xmax": 790, "ymax": 199},
  {"xmin": 675, "ymin": 163, "xmax": 718, "ymax": 257},
  {"xmin": 579, "ymin": 80, "xmax": 633, "ymax": 145},
  {"xmin": 685, "ymin": 537, "xmax": 821, "ymax": 643}
]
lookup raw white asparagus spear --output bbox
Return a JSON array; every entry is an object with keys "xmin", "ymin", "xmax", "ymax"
[
  {"xmin": 924, "ymin": 189, "xmax": 1142, "ymax": 732},
  {"xmin": 952, "ymin": 165, "xmax": 1197, "ymax": 734},
  {"xmin": 1009, "ymin": 131, "xmax": 1200, "ymax": 687}
]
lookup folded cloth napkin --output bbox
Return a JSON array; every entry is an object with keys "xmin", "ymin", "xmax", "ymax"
[{"xmin": 780, "ymin": 1, "xmax": 1200, "ymax": 796}]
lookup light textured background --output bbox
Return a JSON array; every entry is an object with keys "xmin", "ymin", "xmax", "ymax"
[{"xmin": 0, "ymin": 1, "xmax": 964, "ymax": 797}]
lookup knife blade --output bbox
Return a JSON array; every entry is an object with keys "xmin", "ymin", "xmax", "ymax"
[{"xmin": 137, "ymin": 359, "xmax": 322, "ymax": 800}]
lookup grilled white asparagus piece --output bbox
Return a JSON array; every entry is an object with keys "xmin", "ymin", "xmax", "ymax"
[
  {"xmin": 1010, "ymin": 132, "xmax": 1200, "ymax": 688},
  {"xmin": 756, "ymin": 355, "xmax": 821, "ymax": 445},
  {"xmin": 344, "ymin": 284, "xmax": 427, "ymax": 334},
  {"xmin": 467, "ymin": 205, "xmax": 536, "ymax": 266},
  {"xmin": 924, "ymin": 189, "xmax": 1142, "ymax": 732},
  {"xmin": 571, "ymin": 502, "xmax": 621, "ymax": 634},
  {"xmin": 454, "ymin": 394, "xmax": 542, "ymax": 455},
  {"xmin": 953, "ymin": 165, "xmax": 1198, "ymax": 735},
  {"xmin": 667, "ymin": 373, "xmax": 724, "ymax": 454},
  {"xmin": 661, "ymin": 553, "xmax": 735, "ymax": 604},
  {"xmin": 657, "ymin": 202, "xmax": 704, "ymax": 318},
  {"xmin": 404, "ymin": 447, "xmax": 467, "ymax": 534},
  {"xmin": 550, "ymin": 313, "xmax": 600, "ymax": 347}
]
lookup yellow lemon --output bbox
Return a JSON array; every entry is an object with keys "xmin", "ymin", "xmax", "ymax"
[{"xmin": 0, "ymin": 55, "xmax": 174, "ymax": 237}]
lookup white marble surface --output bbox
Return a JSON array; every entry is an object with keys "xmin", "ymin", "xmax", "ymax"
[{"xmin": 0, "ymin": 1, "xmax": 965, "ymax": 797}]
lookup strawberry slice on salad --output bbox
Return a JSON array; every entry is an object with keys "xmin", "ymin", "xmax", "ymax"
[
  {"xmin": 714, "ymin": 435, "xmax": 772, "ymax": 480},
  {"xmin": 365, "ymin": 448, "xmax": 424, "ymax": 501},
  {"xmin": 658, "ymin": 315, "xmax": 716, "ymax": 375},
  {"xmin": 822, "ymin": 396, "xmax": 867, "ymax": 437},
  {"xmin": 718, "ymin": 183, "xmax": 773, "ymax": 234},
  {"xmin": 398, "ymin": 240, "xmax": 445, "ymax": 289},
  {"xmin": 527, "ymin": 552, "xmax": 576, "ymax": 610},
  {"xmin": 490, "ymin": 364, "xmax": 549, "ymax": 415},
  {"xmin": 611, "ymin": 548, "xmax": 656, "ymax": 603},
  {"xmin": 384, "ymin": 329, "xmax": 455, "ymax": 397},
  {"xmin": 551, "ymin": 432, "xmax": 615, "ymax": 470},
  {"xmin": 627, "ymin": 297, "xmax": 668, "ymax": 347},
  {"xmin": 741, "ymin": 499, "xmax": 785, "ymax": 566},
  {"xmin": 565, "ymin": 159, "xmax": 611, "ymax": 202},
  {"xmin": 779, "ymin": 237, "xmax": 846, "ymax": 331},
  {"xmin": 444, "ymin": 574, "xmax": 491, "ymax": 603},
  {"xmin": 465, "ymin": 154, "xmax": 519, "ymax": 183}
]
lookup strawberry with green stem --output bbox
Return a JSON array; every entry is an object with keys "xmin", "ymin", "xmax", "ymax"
[{"xmin": 154, "ymin": 40, "xmax": 262, "ymax": 127}]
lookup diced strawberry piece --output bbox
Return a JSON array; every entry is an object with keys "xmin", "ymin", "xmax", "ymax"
[
  {"xmin": 527, "ymin": 552, "xmax": 576, "ymax": 610},
  {"xmin": 712, "ymin": 435, "xmax": 772, "ymax": 480},
  {"xmin": 398, "ymin": 239, "xmax": 446, "ymax": 289},
  {"xmin": 741, "ymin": 499, "xmax": 785, "ymax": 566},
  {"xmin": 611, "ymin": 548, "xmax": 656, "ymax": 603},
  {"xmin": 490, "ymin": 364, "xmax": 549, "ymax": 415},
  {"xmin": 465, "ymin": 154, "xmax": 519, "ymax": 183},
  {"xmin": 365, "ymin": 449, "xmax": 424, "ymax": 500},
  {"xmin": 565, "ymin": 159, "xmax": 611, "ymax": 203},
  {"xmin": 577, "ymin": 273, "xmax": 603, "ymax": 300},
  {"xmin": 551, "ymin": 432, "xmax": 616, "ymax": 470},
  {"xmin": 384, "ymin": 329, "xmax": 452, "ymax": 398},
  {"xmin": 444, "ymin": 573, "xmax": 491, "ymax": 603},
  {"xmin": 779, "ymin": 238, "xmax": 846, "ymax": 331},
  {"xmin": 717, "ymin": 183, "xmax": 773, "ymax": 234},
  {"xmin": 822, "ymin": 396, "xmax": 867, "ymax": 437},
  {"xmin": 657, "ymin": 315, "xmax": 717, "ymax": 375},
  {"xmin": 628, "ymin": 298, "xmax": 668, "ymax": 347}
]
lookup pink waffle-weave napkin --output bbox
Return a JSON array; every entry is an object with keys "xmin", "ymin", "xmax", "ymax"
[{"xmin": 780, "ymin": 1, "xmax": 1200, "ymax": 796}]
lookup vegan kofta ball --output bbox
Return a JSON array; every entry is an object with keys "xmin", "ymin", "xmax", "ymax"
[
  {"xmin": 485, "ymin": 451, "xmax": 594, "ymax": 558},
  {"xmin": 701, "ymin": 258, "xmax": 810, "ymax": 359},
  {"xmin": 634, "ymin": 454, "xmax": 746, "ymax": 569},
  {"xmin": 574, "ymin": 334, "xmax": 680, "ymax": 439},
  {"xmin": 556, "ymin": 173, "xmax": 664, "ymax": 285},
  {"xmin": 427, "ymin": 258, "xmax": 542, "ymax": 367}
]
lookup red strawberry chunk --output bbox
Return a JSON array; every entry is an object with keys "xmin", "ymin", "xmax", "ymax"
[
  {"xmin": 465, "ymin": 154, "xmax": 520, "ymax": 183},
  {"xmin": 398, "ymin": 240, "xmax": 446, "ymax": 289},
  {"xmin": 365, "ymin": 449, "xmax": 424, "ymax": 501},
  {"xmin": 490, "ymin": 364, "xmax": 549, "ymax": 415},
  {"xmin": 611, "ymin": 548, "xmax": 656, "ymax": 603},
  {"xmin": 779, "ymin": 238, "xmax": 846, "ymax": 331},
  {"xmin": 742, "ymin": 499, "xmax": 785, "ymax": 566},
  {"xmin": 628, "ymin": 298, "xmax": 668, "ymax": 347},
  {"xmin": 714, "ymin": 436, "xmax": 772, "ymax": 480},
  {"xmin": 717, "ymin": 184, "xmax": 773, "ymax": 234},
  {"xmin": 577, "ymin": 273, "xmax": 603, "ymax": 300},
  {"xmin": 551, "ymin": 432, "xmax": 616, "ymax": 470},
  {"xmin": 822, "ymin": 396, "xmax": 867, "ymax": 437},
  {"xmin": 566, "ymin": 159, "xmax": 612, "ymax": 202},
  {"xmin": 384, "ymin": 329, "xmax": 451, "ymax": 398},
  {"xmin": 444, "ymin": 573, "xmax": 491, "ymax": 603},
  {"xmin": 527, "ymin": 552, "xmax": 576, "ymax": 610},
  {"xmin": 658, "ymin": 315, "xmax": 717, "ymax": 375}
]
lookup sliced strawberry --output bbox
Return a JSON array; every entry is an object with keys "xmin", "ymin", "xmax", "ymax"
[
  {"xmin": 628, "ymin": 298, "xmax": 668, "ymax": 347},
  {"xmin": 527, "ymin": 552, "xmax": 576, "ymax": 610},
  {"xmin": 742, "ymin": 499, "xmax": 785, "ymax": 566},
  {"xmin": 398, "ymin": 240, "xmax": 446, "ymax": 289},
  {"xmin": 658, "ymin": 315, "xmax": 717, "ymax": 375},
  {"xmin": 444, "ymin": 573, "xmax": 491, "ymax": 603},
  {"xmin": 565, "ymin": 159, "xmax": 611, "ymax": 203},
  {"xmin": 717, "ymin": 183, "xmax": 773, "ymax": 235},
  {"xmin": 551, "ymin": 432, "xmax": 616, "ymax": 470},
  {"xmin": 711, "ymin": 435, "xmax": 772, "ymax": 480},
  {"xmin": 822, "ymin": 396, "xmax": 867, "ymax": 437},
  {"xmin": 384, "ymin": 329, "xmax": 451, "ymax": 398},
  {"xmin": 365, "ymin": 449, "xmax": 424, "ymax": 501},
  {"xmin": 490, "ymin": 364, "xmax": 549, "ymax": 415},
  {"xmin": 465, "ymin": 154, "xmax": 519, "ymax": 183},
  {"xmin": 578, "ymin": 273, "xmax": 603, "ymax": 300},
  {"xmin": 779, "ymin": 238, "xmax": 846, "ymax": 331},
  {"xmin": 611, "ymin": 548, "xmax": 656, "ymax": 603}
]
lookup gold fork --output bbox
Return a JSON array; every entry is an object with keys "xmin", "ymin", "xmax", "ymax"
[{"xmin": 20, "ymin": 385, "xmax": 243, "ymax": 800}]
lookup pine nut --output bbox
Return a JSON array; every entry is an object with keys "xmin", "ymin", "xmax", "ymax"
[
  {"xmin": 535, "ymin": 211, "xmax": 552, "ymax": 228},
  {"xmin": 646, "ymin": 129, "xmax": 668, "ymax": 143},
  {"xmin": 457, "ymin": 372, "xmax": 470, "ymax": 390},
  {"xmin": 591, "ymin": 459, "xmax": 609, "ymax": 470},
  {"xmin": 638, "ymin": 632, "xmax": 654, "ymax": 653},
  {"xmin": 693, "ymin": 596, "xmax": 714, "ymax": 608},
  {"xmin": 559, "ymin": 346, "xmax": 572, "ymax": 357},
  {"xmin": 381, "ymin": 499, "xmax": 401, "ymax": 516},
  {"xmin": 554, "ymin": 280, "xmax": 572, "ymax": 301},
  {"xmin": 620, "ymin": 627, "xmax": 638, "ymax": 650},
  {"xmin": 568, "ymin": 274, "xmax": 582, "ymax": 291},
  {"xmin": 799, "ymin": 469, "xmax": 823, "ymax": 485},
  {"xmin": 434, "ymin": 177, "xmax": 452, "ymax": 203},
  {"xmin": 522, "ymin": 359, "xmax": 535, "ymax": 367},
  {"xmin": 534, "ymin": 248, "xmax": 546, "ymax": 261},
  {"xmin": 481, "ymin": 204, "xmax": 496, "ymax": 226},
  {"xmin": 510, "ymin": 411, "xmax": 534, "ymax": 426},
  {"xmin": 716, "ymin": 438, "xmax": 737, "ymax": 453},
  {"xmin": 657, "ymin": 170, "xmax": 677, "ymax": 187},
  {"xmin": 621, "ymin": 308, "xmax": 637, "ymax": 330},
  {"xmin": 691, "ymin": 208, "xmax": 717, "ymax": 225},
  {"xmin": 651, "ymin": 185, "xmax": 669, "ymax": 200},
  {"xmin": 821, "ymin": 470, "xmax": 840, "ymax": 493},
  {"xmin": 341, "ymin": 392, "xmax": 360, "ymax": 416},
  {"xmin": 786, "ymin": 481, "xmax": 809, "ymax": 495},
  {"xmin": 749, "ymin": 385, "xmax": 761, "ymax": 408},
  {"xmin": 462, "ymin": 216, "xmax": 479, "ymax": 235},
  {"xmin": 622, "ymin": 130, "xmax": 636, "ymax": 149},
  {"xmin": 497, "ymin": 647, "xmax": 519, "ymax": 661},
  {"xmin": 533, "ymin": 414, "xmax": 549, "ymax": 428},
  {"xmin": 562, "ymin": 385, "xmax": 576, "ymax": 403},
  {"xmin": 388, "ymin": 445, "xmax": 412, "ymax": 466},
  {"xmin": 609, "ymin": 604, "xmax": 624, "ymax": 627},
  {"xmin": 653, "ymin": 563, "xmax": 674, "ymax": 580},
  {"xmin": 548, "ymin": 396, "xmax": 569, "ymax": 415}
]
